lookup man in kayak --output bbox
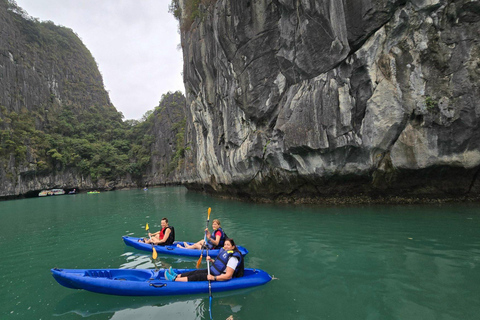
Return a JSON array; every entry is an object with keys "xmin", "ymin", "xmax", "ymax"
[
  {"xmin": 178, "ymin": 219, "xmax": 226, "ymax": 250},
  {"xmin": 141, "ymin": 217, "xmax": 175, "ymax": 245},
  {"xmin": 166, "ymin": 238, "xmax": 244, "ymax": 282}
]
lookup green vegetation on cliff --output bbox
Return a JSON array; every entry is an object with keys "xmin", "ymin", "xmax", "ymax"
[
  {"xmin": 169, "ymin": 0, "xmax": 216, "ymax": 31},
  {"xmin": 0, "ymin": 91, "xmax": 186, "ymax": 182},
  {"xmin": 0, "ymin": 1, "xmax": 188, "ymax": 190}
]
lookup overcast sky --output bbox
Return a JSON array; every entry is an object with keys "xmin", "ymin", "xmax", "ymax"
[{"xmin": 15, "ymin": 0, "xmax": 184, "ymax": 120}]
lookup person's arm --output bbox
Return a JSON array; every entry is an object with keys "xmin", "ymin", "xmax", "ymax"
[
  {"xmin": 157, "ymin": 228, "xmax": 171, "ymax": 244},
  {"xmin": 149, "ymin": 231, "xmax": 160, "ymax": 237},
  {"xmin": 207, "ymin": 267, "xmax": 234, "ymax": 281},
  {"xmin": 207, "ymin": 230, "xmax": 221, "ymax": 246},
  {"xmin": 207, "ymin": 256, "xmax": 238, "ymax": 281}
]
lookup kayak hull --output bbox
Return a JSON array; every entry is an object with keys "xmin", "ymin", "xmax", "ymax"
[
  {"xmin": 51, "ymin": 268, "xmax": 271, "ymax": 296},
  {"xmin": 122, "ymin": 236, "xmax": 249, "ymax": 258}
]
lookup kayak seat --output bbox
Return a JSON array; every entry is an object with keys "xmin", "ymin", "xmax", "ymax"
[{"xmin": 109, "ymin": 269, "xmax": 154, "ymax": 281}]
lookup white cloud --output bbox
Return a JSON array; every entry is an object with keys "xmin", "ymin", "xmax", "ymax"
[{"xmin": 15, "ymin": 0, "xmax": 184, "ymax": 120}]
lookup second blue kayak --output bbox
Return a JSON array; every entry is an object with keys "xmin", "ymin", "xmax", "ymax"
[
  {"xmin": 51, "ymin": 267, "xmax": 271, "ymax": 296},
  {"xmin": 122, "ymin": 236, "xmax": 249, "ymax": 257}
]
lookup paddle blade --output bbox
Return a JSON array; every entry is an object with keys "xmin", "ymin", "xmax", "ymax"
[
  {"xmin": 146, "ymin": 223, "xmax": 149, "ymax": 231},
  {"xmin": 207, "ymin": 207, "xmax": 211, "ymax": 220},
  {"xmin": 196, "ymin": 254, "xmax": 203, "ymax": 269},
  {"xmin": 152, "ymin": 246, "xmax": 158, "ymax": 260}
]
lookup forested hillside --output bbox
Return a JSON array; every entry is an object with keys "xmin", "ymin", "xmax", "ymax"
[{"xmin": 0, "ymin": 0, "xmax": 187, "ymax": 198}]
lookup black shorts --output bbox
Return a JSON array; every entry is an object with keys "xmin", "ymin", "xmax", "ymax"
[{"xmin": 179, "ymin": 269, "xmax": 209, "ymax": 281}]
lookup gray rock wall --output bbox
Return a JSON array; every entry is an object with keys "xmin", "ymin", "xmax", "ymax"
[
  {"xmin": 179, "ymin": 0, "xmax": 480, "ymax": 202},
  {"xmin": 0, "ymin": 2, "xmax": 125, "ymax": 197},
  {"xmin": 144, "ymin": 92, "xmax": 189, "ymax": 186}
]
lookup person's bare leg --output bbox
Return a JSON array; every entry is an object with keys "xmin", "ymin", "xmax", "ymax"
[
  {"xmin": 183, "ymin": 239, "xmax": 205, "ymax": 249},
  {"xmin": 175, "ymin": 276, "xmax": 187, "ymax": 282}
]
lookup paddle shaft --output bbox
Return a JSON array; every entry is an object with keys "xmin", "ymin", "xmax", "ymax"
[
  {"xmin": 206, "ymin": 236, "xmax": 213, "ymax": 320},
  {"xmin": 203, "ymin": 207, "xmax": 212, "ymax": 271},
  {"xmin": 207, "ymin": 245, "xmax": 212, "ymax": 304},
  {"xmin": 205, "ymin": 222, "xmax": 210, "ymax": 276},
  {"xmin": 205, "ymin": 208, "xmax": 213, "ymax": 319}
]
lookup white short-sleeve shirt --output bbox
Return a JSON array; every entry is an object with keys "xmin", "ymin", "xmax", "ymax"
[{"xmin": 225, "ymin": 256, "xmax": 239, "ymax": 273}]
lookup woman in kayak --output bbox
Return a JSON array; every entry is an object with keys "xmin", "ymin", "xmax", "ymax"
[
  {"xmin": 178, "ymin": 219, "xmax": 226, "ymax": 250},
  {"xmin": 166, "ymin": 238, "xmax": 244, "ymax": 282},
  {"xmin": 141, "ymin": 217, "xmax": 175, "ymax": 245}
]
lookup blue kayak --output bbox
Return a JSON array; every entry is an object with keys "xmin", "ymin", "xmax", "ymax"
[
  {"xmin": 51, "ymin": 268, "xmax": 271, "ymax": 296},
  {"xmin": 122, "ymin": 236, "xmax": 249, "ymax": 258}
]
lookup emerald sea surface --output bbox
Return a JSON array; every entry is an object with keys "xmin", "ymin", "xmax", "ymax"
[{"xmin": 1, "ymin": 187, "xmax": 479, "ymax": 319}]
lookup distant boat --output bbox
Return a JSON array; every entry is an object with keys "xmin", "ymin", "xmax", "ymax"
[
  {"xmin": 51, "ymin": 189, "xmax": 65, "ymax": 195},
  {"xmin": 87, "ymin": 191, "xmax": 100, "ymax": 194},
  {"xmin": 68, "ymin": 189, "xmax": 77, "ymax": 194},
  {"xmin": 39, "ymin": 189, "xmax": 65, "ymax": 197}
]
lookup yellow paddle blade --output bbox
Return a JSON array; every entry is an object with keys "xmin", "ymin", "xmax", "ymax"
[
  {"xmin": 196, "ymin": 254, "xmax": 203, "ymax": 269},
  {"xmin": 152, "ymin": 246, "xmax": 158, "ymax": 260},
  {"xmin": 146, "ymin": 223, "xmax": 149, "ymax": 231},
  {"xmin": 207, "ymin": 207, "xmax": 211, "ymax": 220}
]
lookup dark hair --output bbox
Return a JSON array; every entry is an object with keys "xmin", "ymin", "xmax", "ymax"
[
  {"xmin": 161, "ymin": 217, "xmax": 168, "ymax": 223},
  {"xmin": 224, "ymin": 238, "xmax": 240, "ymax": 253}
]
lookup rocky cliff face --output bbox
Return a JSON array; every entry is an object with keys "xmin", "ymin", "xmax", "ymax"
[
  {"xmin": 177, "ymin": 0, "xmax": 480, "ymax": 202},
  {"xmin": 0, "ymin": 2, "xmax": 112, "ymax": 118},
  {"xmin": 144, "ymin": 91, "xmax": 189, "ymax": 186},
  {"xmin": 0, "ymin": 1, "xmax": 189, "ymax": 199},
  {"xmin": 0, "ymin": 1, "xmax": 122, "ymax": 197}
]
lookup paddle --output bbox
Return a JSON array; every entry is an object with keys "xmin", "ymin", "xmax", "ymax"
[
  {"xmin": 207, "ymin": 242, "xmax": 213, "ymax": 319},
  {"xmin": 146, "ymin": 223, "xmax": 158, "ymax": 264},
  {"xmin": 204, "ymin": 208, "xmax": 213, "ymax": 319},
  {"xmin": 207, "ymin": 242, "xmax": 213, "ymax": 320},
  {"xmin": 196, "ymin": 207, "xmax": 211, "ymax": 268}
]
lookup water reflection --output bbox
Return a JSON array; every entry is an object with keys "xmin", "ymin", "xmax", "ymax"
[
  {"xmin": 109, "ymin": 299, "xmax": 204, "ymax": 320},
  {"xmin": 53, "ymin": 287, "xmax": 256, "ymax": 319},
  {"xmin": 53, "ymin": 291, "xmax": 204, "ymax": 318}
]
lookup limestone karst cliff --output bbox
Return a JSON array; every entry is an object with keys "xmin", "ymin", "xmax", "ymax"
[
  {"xmin": 143, "ymin": 91, "xmax": 189, "ymax": 186},
  {"xmin": 175, "ymin": 0, "xmax": 480, "ymax": 202},
  {"xmin": 0, "ymin": 1, "xmax": 188, "ymax": 198},
  {"xmin": 0, "ymin": 0, "xmax": 116, "ymax": 197}
]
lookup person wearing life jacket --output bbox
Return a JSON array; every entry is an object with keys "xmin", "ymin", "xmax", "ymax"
[
  {"xmin": 178, "ymin": 219, "xmax": 227, "ymax": 250},
  {"xmin": 143, "ymin": 217, "xmax": 175, "ymax": 245},
  {"xmin": 166, "ymin": 238, "xmax": 244, "ymax": 282}
]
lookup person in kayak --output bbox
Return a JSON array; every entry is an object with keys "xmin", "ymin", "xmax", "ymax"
[
  {"xmin": 166, "ymin": 238, "xmax": 244, "ymax": 282},
  {"xmin": 141, "ymin": 217, "xmax": 175, "ymax": 245},
  {"xmin": 178, "ymin": 219, "xmax": 226, "ymax": 250}
]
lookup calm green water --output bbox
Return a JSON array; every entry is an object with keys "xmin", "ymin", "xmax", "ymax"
[{"xmin": 1, "ymin": 187, "xmax": 480, "ymax": 320}]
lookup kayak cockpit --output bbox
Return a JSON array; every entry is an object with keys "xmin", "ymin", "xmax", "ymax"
[{"xmin": 84, "ymin": 269, "xmax": 157, "ymax": 281}]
